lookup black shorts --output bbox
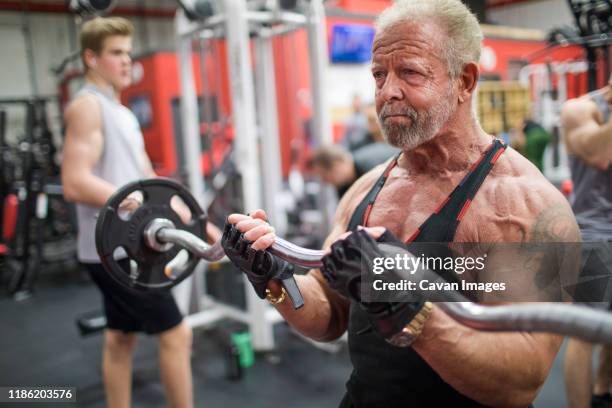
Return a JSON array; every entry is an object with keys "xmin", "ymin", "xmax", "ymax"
[{"xmin": 84, "ymin": 259, "xmax": 183, "ymax": 335}]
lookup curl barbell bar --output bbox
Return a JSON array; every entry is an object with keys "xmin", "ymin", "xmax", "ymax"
[{"xmin": 96, "ymin": 178, "xmax": 612, "ymax": 344}]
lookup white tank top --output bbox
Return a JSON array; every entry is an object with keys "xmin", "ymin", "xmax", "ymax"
[{"xmin": 73, "ymin": 84, "xmax": 147, "ymax": 262}]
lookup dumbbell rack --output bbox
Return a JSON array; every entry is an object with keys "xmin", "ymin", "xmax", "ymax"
[{"xmin": 174, "ymin": 0, "xmax": 332, "ymax": 351}]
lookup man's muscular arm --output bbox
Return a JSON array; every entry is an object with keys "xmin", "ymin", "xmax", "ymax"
[
  {"xmin": 61, "ymin": 95, "xmax": 118, "ymax": 207},
  {"xmin": 412, "ymin": 180, "xmax": 577, "ymax": 407},
  {"xmin": 562, "ymin": 97, "xmax": 612, "ymax": 166},
  {"xmin": 266, "ymin": 226, "xmax": 349, "ymax": 342},
  {"xmin": 234, "ymin": 164, "xmax": 385, "ymax": 342}
]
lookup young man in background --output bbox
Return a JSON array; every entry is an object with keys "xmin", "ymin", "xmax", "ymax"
[{"xmin": 61, "ymin": 17, "xmax": 193, "ymax": 408}]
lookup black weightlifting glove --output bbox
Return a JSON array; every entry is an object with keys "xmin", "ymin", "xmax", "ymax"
[
  {"xmin": 321, "ymin": 229, "xmax": 425, "ymax": 340},
  {"xmin": 221, "ymin": 219, "xmax": 295, "ymax": 299}
]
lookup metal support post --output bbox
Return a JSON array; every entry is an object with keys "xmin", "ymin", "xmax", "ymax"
[
  {"xmin": 224, "ymin": 0, "xmax": 276, "ymax": 351},
  {"xmin": 305, "ymin": 0, "xmax": 335, "ymax": 232},
  {"xmin": 175, "ymin": 9, "xmax": 207, "ymax": 315},
  {"xmin": 254, "ymin": 31, "xmax": 287, "ymax": 236}
]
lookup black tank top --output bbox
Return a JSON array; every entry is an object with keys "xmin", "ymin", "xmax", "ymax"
[{"xmin": 343, "ymin": 139, "xmax": 506, "ymax": 407}]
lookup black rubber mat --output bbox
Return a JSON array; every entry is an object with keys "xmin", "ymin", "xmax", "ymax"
[{"xmin": 0, "ymin": 269, "xmax": 351, "ymax": 408}]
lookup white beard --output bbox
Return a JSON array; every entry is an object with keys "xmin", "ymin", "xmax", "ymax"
[{"xmin": 379, "ymin": 86, "xmax": 455, "ymax": 150}]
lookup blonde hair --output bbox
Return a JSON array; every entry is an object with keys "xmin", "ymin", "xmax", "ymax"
[
  {"xmin": 80, "ymin": 17, "xmax": 134, "ymax": 68},
  {"xmin": 375, "ymin": 0, "xmax": 482, "ymax": 78}
]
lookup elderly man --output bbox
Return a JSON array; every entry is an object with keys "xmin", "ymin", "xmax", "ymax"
[{"xmin": 222, "ymin": 0, "xmax": 578, "ymax": 406}]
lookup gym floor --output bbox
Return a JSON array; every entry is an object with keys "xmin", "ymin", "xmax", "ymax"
[{"xmin": 1, "ymin": 268, "xmax": 569, "ymax": 408}]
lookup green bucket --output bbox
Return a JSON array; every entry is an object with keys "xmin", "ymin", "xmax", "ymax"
[{"xmin": 230, "ymin": 332, "xmax": 254, "ymax": 368}]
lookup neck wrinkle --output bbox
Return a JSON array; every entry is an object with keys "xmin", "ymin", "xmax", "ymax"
[{"xmin": 398, "ymin": 118, "xmax": 492, "ymax": 177}]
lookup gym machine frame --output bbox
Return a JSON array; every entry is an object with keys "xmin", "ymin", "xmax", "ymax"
[
  {"xmin": 174, "ymin": 0, "xmax": 332, "ymax": 350},
  {"xmin": 0, "ymin": 98, "xmax": 71, "ymax": 299}
]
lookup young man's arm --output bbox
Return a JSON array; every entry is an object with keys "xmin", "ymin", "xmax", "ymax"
[
  {"xmin": 562, "ymin": 98, "xmax": 612, "ymax": 167},
  {"xmin": 61, "ymin": 95, "xmax": 118, "ymax": 207},
  {"xmin": 142, "ymin": 152, "xmax": 157, "ymax": 178}
]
